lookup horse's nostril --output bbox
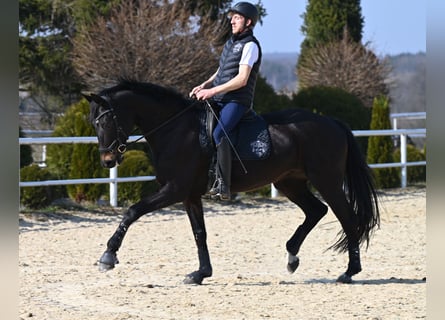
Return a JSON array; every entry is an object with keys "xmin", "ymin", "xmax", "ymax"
[
  {"xmin": 101, "ymin": 152, "xmax": 116, "ymax": 167},
  {"xmin": 108, "ymin": 161, "xmax": 116, "ymax": 168},
  {"xmin": 102, "ymin": 159, "xmax": 116, "ymax": 168}
]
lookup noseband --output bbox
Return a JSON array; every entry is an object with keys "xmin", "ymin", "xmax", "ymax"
[{"xmin": 94, "ymin": 108, "xmax": 129, "ymax": 154}]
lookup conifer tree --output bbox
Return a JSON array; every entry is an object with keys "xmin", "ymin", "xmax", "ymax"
[
  {"xmin": 300, "ymin": 0, "xmax": 363, "ymax": 48},
  {"xmin": 367, "ymin": 96, "xmax": 399, "ymax": 188},
  {"xmin": 296, "ymin": 0, "xmax": 389, "ymax": 108}
]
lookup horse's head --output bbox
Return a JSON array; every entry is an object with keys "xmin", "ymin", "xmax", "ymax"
[{"xmin": 84, "ymin": 93, "xmax": 129, "ymax": 168}]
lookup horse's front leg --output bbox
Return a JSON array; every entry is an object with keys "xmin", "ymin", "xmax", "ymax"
[
  {"xmin": 98, "ymin": 188, "xmax": 179, "ymax": 272},
  {"xmin": 182, "ymin": 196, "xmax": 212, "ymax": 285}
]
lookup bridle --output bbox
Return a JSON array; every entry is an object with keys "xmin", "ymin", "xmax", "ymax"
[
  {"xmin": 94, "ymin": 97, "xmax": 200, "ymax": 155},
  {"xmin": 94, "ymin": 108, "xmax": 131, "ymax": 154}
]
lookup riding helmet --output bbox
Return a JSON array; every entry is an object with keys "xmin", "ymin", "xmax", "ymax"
[{"xmin": 229, "ymin": 2, "xmax": 259, "ymax": 27}]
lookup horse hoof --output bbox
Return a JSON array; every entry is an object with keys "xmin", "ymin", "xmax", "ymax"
[
  {"xmin": 336, "ymin": 273, "xmax": 352, "ymax": 284},
  {"xmin": 183, "ymin": 271, "xmax": 204, "ymax": 285},
  {"xmin": 287, "ymin": 254, "xmax": 299, "ymax": 273},
  {"xmin": 98, "ymin": 251, "xmax": 118, "ymax": 272},
  {"xmin": 98, "ymin": 262, "xmax": 114, "ymax": 272}
]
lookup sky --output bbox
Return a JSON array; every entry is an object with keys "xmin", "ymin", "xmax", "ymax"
[{"xmin": 253, "ymin": 0, "xmax": 426, "ymax": 55}]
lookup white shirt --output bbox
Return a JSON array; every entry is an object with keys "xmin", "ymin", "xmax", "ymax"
[{"xmin": 239, "ymin": 42, "xmax": 259, "ymax": 67}]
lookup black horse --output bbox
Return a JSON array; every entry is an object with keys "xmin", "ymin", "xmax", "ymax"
[{"xmin": 85, "ymin": 79, "xmax": 380, "ymax": 284}]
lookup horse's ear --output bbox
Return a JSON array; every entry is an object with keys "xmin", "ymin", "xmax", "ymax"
[
  {"xmin": 83, "ymin": 93, "xmax": 108, "ymax": 106},
  {"xmin": 82, "ymin": 93, "xmax": 92, "ymax": 102}
]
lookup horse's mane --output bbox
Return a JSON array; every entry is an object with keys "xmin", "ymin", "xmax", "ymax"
[{"xmin": 99, "ymin": 78, "xmax": 187, "ymax": 104}]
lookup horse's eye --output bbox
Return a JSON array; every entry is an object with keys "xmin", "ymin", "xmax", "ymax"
[{"xmin": 95, "ymin": 115, "xmax": 108, "ymax": 128}]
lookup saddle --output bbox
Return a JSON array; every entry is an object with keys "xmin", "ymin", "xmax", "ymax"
[{"xmin": 197, "ymin": 102, "xmax": 271, "ymax": 160}]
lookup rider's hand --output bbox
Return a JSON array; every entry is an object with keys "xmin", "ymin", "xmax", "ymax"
[{"xmin": 189, "ymin": 85, "xmax": 203, "ymax": 98}]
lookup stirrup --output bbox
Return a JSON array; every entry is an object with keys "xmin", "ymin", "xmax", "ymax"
[
  {"xmin": 215, "ymin": 191, "xmax": 231, "ymax": 201},
  {"xmin": 207, "ymin": 178, "xmax": 221, "ymax": 196},
  {"xmin": 210, "ymin": 180, "xmax": 230, "ymax": 201}
]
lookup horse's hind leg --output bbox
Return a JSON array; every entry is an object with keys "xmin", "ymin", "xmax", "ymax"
[
  {"xmin": 274, "ymin": 178, "xmax": 328, "ymax": 274},
  {"xmin": 313, "ymin": 185, "xmax": 362, "ymax": 283}
]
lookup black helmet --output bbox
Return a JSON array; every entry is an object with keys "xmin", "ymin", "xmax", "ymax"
[{"xmin": 229, "ymin": 2, "xmax": 259, "ymax": 27}]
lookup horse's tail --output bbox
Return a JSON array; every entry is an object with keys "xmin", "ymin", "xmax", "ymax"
[{"xmin": 333, "ymin": 120, "xmax": 381, "ymax": 252}]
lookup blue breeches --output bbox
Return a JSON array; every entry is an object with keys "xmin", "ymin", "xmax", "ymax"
[{"xmin": 213, "ymin": 102, "xmax": 247, "ymax": 145}]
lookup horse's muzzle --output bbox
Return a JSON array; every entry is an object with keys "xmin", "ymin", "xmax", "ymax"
[{"xmin": 100, "ymin": 152, "xmax": 123, "ymax": 168}]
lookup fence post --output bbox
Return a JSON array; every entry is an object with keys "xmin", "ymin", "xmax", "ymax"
[
  {"xmin": 400, "ymin": 133, "xmax": 407, "ymax": 188},
  {"xmin": 393, "ymin": 117, "xmax": 398, "ymax": 130},
  {"xmin": 110, "ymin": 166, "xmax": 118, "ymax": 207}
]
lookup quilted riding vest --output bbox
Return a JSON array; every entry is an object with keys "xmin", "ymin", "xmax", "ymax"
[{"xmin": 212, "ymin": 29, "xmax": 262, "ymax": 109}]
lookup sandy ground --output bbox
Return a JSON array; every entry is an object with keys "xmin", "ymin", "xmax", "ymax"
[{"xmin": 19, "ymin": 187, "xmax": 426, "ymax": 319}]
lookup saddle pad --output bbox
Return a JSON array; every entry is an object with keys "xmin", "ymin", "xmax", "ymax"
[
  {"xmin": 197, "ymin": 106, "xmax": 271, "ymax": 160},
  {"xmin": 228, "ymin": 115, "xmax": 271, "ymax": 160}
]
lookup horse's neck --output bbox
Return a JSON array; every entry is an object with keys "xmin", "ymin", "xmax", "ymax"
[{"xmin": 136, "ymin": 101, "xmax": 194, "ymax": 149}]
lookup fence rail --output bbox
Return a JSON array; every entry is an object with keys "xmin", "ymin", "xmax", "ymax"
[
  {"xmin": 20, "ymin": 123, "xmax": 426, "ymax": 207},
  {"xmin": 390, "ymin": 112, "xmax": 426, "ymax": 130}
]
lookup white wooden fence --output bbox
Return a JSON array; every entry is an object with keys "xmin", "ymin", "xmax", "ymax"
[{"xmin": 20, "ymin": 114, "xmax": 426, "ymax": 207}]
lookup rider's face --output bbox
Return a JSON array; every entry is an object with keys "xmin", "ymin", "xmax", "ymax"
[{"xmin": 230, "ymin": 13, "xmax": 250, "ymax": 34}]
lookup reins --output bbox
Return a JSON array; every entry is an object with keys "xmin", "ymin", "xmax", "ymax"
[
  {"xmin": 141, "ymin": 99, "xmax": 199, "ymax": 138},
  {"xmin": 97, "ymin": 98, "xmax": 200, "ymax": 154}
]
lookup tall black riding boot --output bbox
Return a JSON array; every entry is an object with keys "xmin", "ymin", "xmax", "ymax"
[{"xmin": 209, "ymin": 137, "xmax": 232, "ymax": 200}]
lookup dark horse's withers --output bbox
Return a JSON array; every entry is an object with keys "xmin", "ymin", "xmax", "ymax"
[{"xmin": 85, "ymin": 79, "xmax": 380, "ymax": 284}]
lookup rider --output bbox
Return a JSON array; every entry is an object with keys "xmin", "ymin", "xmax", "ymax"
[{"xmin": 190, "ymin": 1, "xmax": 262, "ymax": 200}]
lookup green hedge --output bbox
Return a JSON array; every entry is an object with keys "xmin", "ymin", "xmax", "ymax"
[
  {"xmin": 367, "ymin": 96, "xmax": 399, "ymax": 188},
  {"xmin": 20, "ymin": 164, "xmax": 65, "ymax": 209},
  {"xmin": 46, "ymin": 99, "xmax": 108, "ymax": 202},
  {"xmin": 292, "ymin": 86, "xmax": 370, "ymax": 153},
  {"xmin": 292, "ymin": 86, "xmax": 371, "ymax": 130},
  {"xmin": 20, "ymin": 126, "xmax": 33, "ymax": 168},
  {"xmin": 116, "ymin": 150, "xmax": 158, "ymax": 205},
  {"xmin": 393, "ymin": 145, "xmax": 426, "ymax": 184}
]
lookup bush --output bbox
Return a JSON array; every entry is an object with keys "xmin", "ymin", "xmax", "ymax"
[
  {"xmin": 117, "ymin": 150, "xmax": 158, "ymax": 205},
  {"xmin": 20, "ymin": 164, "xmax": 64, "ymax": 209},
  {"xmin": 20, "ymin": 126, "xmax": 33, "ymax": 168},
  {"xmin": 46, "ymin": 99, "xmax": 108, "ymax": 202},
  {"xmin": 292, "ymin": 85, "xmax": 371, "ymax": 153},
  {"xmin": 292, "ymin": 86, "xmax": 371, "ymax": 130},
  {"xmin": 253, "ymin": 76, "xmax": 293, "ymax": 114},
  {"xmin": 367, "ymin": 96, "xmax": 399, "ymax": 188},
  {"xmin": 393, "ymin": 145, "xmax": 426, "ymax": 184}
]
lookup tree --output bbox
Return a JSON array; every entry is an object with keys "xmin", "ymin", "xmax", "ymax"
[
  {"xmin": 298, "ymin": 0, "xmax": 364, "ymax": 68},
  {"xmin": 18, "ymin": 0, "xmax": 121, "ymax": 129},
  {"xmin": 72, "ymin": 0, "xmax": 268, "ymax": 94},
  {"xmin": 300, "ymin": 0, "xmax": 363, "ymax": 47},
  {"xmin": 20, "ymin": 0, "xmax": 266, "ymax": 100},
  {"xmin": 19, "ymin": 0, "xmax": 86, "ymax": 108},
  {"xmin": 298, "ymin": 31, "xmax": 390, "ymax": 108},
  {"xmin": 297, "ymin": 0, "xmax": 389, "ymax": 108},
  {"xmin": 72, "ymin": 1, "xmax": 229, "ymax": 93},
  {"xmin": 367, "ymin": 96, "xmax": 399, "ymax": 188}
]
